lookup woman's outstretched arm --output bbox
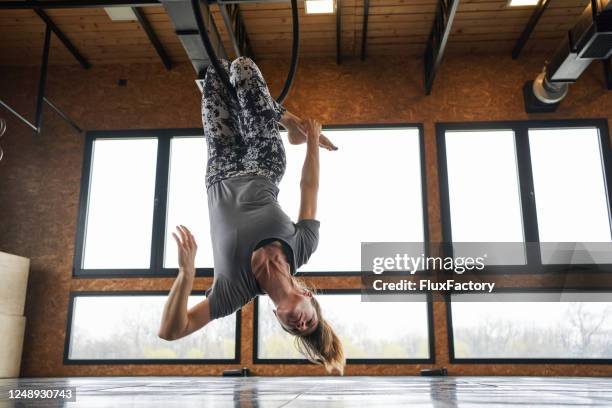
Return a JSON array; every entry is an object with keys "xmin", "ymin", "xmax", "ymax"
[
  {"xmin": 298, "ymin": 119, "xmax": 321, "ymax": 221},
  {"xmin": 158, "ymin": 225, "xmax": 212, "ymax": 341}
]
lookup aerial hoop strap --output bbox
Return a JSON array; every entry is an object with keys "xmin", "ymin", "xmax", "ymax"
[
  {"xmin": 192, "ymin": 0, "xmax": 299, "ymax": 105},
  {"xmin": 0, "ymin": 118, "xmax": 5, "ymax": 161}
]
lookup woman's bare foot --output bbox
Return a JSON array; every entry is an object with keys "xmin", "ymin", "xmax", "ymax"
[{"xmin": 281, "ymin": 112, "xmax": 338, "ymax": 150}]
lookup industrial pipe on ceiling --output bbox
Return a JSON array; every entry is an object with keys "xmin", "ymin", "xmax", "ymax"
[{"xmin": 523, "ymin": 0, "xmax": 612, "ymax": 113}]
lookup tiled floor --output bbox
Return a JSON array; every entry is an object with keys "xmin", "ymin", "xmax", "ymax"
[{"xmin": 1, "ymin": 376, "xmax": 612, "ymax": 407}]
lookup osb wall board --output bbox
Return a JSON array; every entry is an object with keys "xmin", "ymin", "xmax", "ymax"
[{"xmin": 0, "ymin": 55, "xmax": 611, "ymax": 377}]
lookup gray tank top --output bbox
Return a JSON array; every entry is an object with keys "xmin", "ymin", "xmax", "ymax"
[{"xmin": 205, "ymin": 175, "xmax": 320, "ymax": 320}]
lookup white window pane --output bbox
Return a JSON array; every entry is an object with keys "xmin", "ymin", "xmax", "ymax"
[
  {"xmin": 529, "ymin": 128, "xmax": 611, "ymax": 263},
  {"xmin": 68, "ymin": 295, "xmax": 236, "ymax": 360},
  {"xmin": 169, "ymin": 128, "xmax": 424, "ymax": 272},
  {"xmin": 451, "ymin": 293, "xmax": 612, "ymax": 359},
  {"xmin": 83, "ymin": 138, "xmax": 158, "ymax": 269},
  {"xmin": 257, "ymin": 294, "xmax": 430, "ymax": 360},
  {"xmin": 164, "ymin": 137, "xmax": 213, "ymax": 268},
  {"xmin": 278, "ymin": 128, "xmax": 425, "ymax": 272},
  {"xmin": 444, "ymin": 130, "xmax": 525, "ymax": 265}
]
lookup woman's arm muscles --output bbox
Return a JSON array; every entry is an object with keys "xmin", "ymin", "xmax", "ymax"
[
  {"xmin": 158, "ymin": 271, "xmax": 205, "ymax": 340},
  {"xmin": 298, "ymin": 119, "xmax": 321, "ymax": 221},
  {"xmin": 158, "ymin": 226, "xmax": 211, "ymax": 340}
]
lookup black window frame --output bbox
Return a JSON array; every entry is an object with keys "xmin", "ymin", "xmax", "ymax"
[
  {"xmin": 73, "ymin": 124, "xmax": 429, "ymax": 278},
  {"xmin": 446, "ymin": 288, "xmax": 612, "ymax": 364},
  {"xmin": 63, "ymin": 290, "xmax": 241, "ymax": 365},
  {"xmin": 436, "ymin": 119, "xmax": 612, "ymax": 275},
  {"xmin": 252, "ymin": 288, "xmax": 435, "ymax": 365},
  {"xmin": 73, "ymin": 128, "xmax": 206, "ymax": 278}
]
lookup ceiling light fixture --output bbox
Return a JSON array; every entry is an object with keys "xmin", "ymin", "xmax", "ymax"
[
  {"xmin": 507, "ymin": 0, "xmax": 540, "ymax": 7},
  {"xmin": 305, "ymin": 0, "xmax": 335, "ymax": 14},
  {"xmin": 104, "ymin": 7, "xmax": 138, "ymax": 21}
]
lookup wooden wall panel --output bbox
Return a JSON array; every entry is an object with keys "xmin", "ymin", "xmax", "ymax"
[{"xmin": 1, "ymin": 53, "xmax": 611, "ymax": 377}]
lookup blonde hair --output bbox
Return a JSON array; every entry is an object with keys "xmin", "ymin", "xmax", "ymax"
[{"xmin": 291, "ymin": 279, "xmax": 346, "ymax": 375}]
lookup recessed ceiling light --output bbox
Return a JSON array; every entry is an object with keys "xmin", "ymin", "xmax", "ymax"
[
  {"xmin": 305, "ymin": 0, "xmax": 335, "ymax": 14},
  {"xmin": 104, "ymin": 7, "xmax": 137, "ymax": 21},
  {"xmin": 507, "ymin": 0, "xmax": 540, "ymax": 7}
]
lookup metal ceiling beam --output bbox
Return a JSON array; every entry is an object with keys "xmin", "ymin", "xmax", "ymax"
[
  {"xmin": 43, "ymin": 97, "xmax": 83, "ymax": 133},
  {"xmin": 234, "ymin": 5, "xmax": 255, "ymax": 58},
  {"xmin": 360, "ymin": 0, "xmax": 369, "ymax": 60},
  {"xmin": 218, "ymin": 3, "xmax": 242, "ymax": 57},
  {"xmin": 605, "ymin": 58, "xmax": 612, "ymax": 90},
  {"xmin": 214, "ymin": 0, "xmax": 289, "ymax": 3},
  {"xmin": 424, "ymin": 0, "xmax": 459, "ymax": 95},
  {"xmin": 161, "ymin": 0, "xmax": 227, "ymax": 79},
  {"xmin": 511, "ymin": 0, "xmax": 551, "ymax": 59},
  {"xmin": 132, "ymin": 7, "xmax": 172, "ymax": 69},
  {"xmin": 0, "ymin": 0, "xmax": 293, "ymax": 9},
  {"xmin": 336, "ymin": 0, "xmax": 342, "ymax": 64},
  {"xmin": 34, "ymin": 24, "xmax": 52, "ymax": 136},
  {"xmin": 0, "ymin": 100, "xmax": 37, "ymax": 131},
  {"xmin": 1, "ymin": 23, "xmax": 83, "ymax": 135},
  {"xmin": 0, "ymin": 0, "xmax": 162, "ymax": 9},
  {"xmin": 33, "ymin": 8, "xmax": 90, "ymax": 69}
]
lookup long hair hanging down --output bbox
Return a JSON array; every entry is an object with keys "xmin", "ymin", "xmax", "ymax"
[{"xmin": 292, "ymin": 278, "xmax": 346, "ymax": 375}]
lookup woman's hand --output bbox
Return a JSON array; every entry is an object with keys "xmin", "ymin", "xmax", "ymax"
[
  {"xmin": 172, "ymin": 225, "xmax": 197, "ymax": 277},
  {"xmin": 302, "ymin": 118, "xmax": 322, "ymax": 146}
]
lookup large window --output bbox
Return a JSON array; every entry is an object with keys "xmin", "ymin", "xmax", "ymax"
[
  {"xmin": 437, "ymin": 120, "xmax": 612, "ymax": 271},
  {"xmin": 278, "ymin": 126, "xmax": 426, "ymax": 272},
  {"xmin": 164, "ymin": 136, "xmax": 213, "ymax": 269},
  {"xmin": 441, "ymin": 120, "xmax": 612, "ymax": 364},
  {"xmin": 449, "ymin": 292, "xmax": 612, "ymax": 362},
  {"xmin": 254, "ymin": 291, "xmax": 433, "ymax": 363},
  {"xmin": 64, "ymin": 292, "xmax": 239, "ymax": 363},
  {"xmin": 528, "ymin": 127, "xmax": 612, "ymax": 264},
  {"xmin": 75, "ymin": 125, "xmax": 426, "ymax": 276},
  {"xmin": 72, "ymin": 125, "xmax": 428, "ymax": 366},
  {"xmin": 441, "ymin": 129, "xmax": 526, "ymax": 265},
  {"xmin": 80, "ymin": 138, "xmax": 158, "ymax": 270},
  {"xmin": 74, "ymin": 130, "xmax": 212, "ymax": 277}
]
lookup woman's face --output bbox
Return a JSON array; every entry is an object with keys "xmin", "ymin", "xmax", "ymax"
[{"xmin": 274, "ymin": 291, "xmax": 318, "ymax": 335}]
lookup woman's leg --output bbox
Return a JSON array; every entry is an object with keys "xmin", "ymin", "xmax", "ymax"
[
  {"xmin": 229, "ymin": 57, "xmax": 287, "ymax": 184},
  {"xmin": 202, "ymin": 59, "xmax": 244, "ymax": 188}
]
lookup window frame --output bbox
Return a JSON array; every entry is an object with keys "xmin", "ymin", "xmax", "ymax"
[
  {"xmin": 436, "ymin": 119, "xmax": 612, "ymax": 275},
  {"xmin": 73, "ymin": 129, "xmax": 207, "ymax": 278},
  {"xmin": 74, "ymin": 124, "xmax": 429, "ymax": 277},
  {"xmin": 445, "ymin": 288, "xmax": 612, "ymax": 364},
  {"xmin": 63, "ymin": 290, "xmax": 241, "ymax": 365},
  {"xmin": 252, "ymin": 288, "xmax": 435, "ymax": 364},
  {"xmin": 291, "ymin": 123, "xmax": 429, "ymax": 276}
]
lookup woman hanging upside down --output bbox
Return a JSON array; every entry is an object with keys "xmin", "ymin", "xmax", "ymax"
[{"xmin": 158, "ymin": 57, "xmax": 345, "ymax": 375}]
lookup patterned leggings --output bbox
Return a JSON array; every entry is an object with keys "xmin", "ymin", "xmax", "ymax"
[{"xmin": 201, "ymin": 57, "xmax": 287, "ymax": 189}]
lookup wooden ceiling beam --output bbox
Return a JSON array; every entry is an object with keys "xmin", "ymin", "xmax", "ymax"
[{"xmin": 361, "ymin": 0, "xmax": 369, "ymax": 59}]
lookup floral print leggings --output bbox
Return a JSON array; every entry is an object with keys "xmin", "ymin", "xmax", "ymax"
[{"xmin": 201, "ymin": 57, "xmax": 287, "ymax": 189}]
